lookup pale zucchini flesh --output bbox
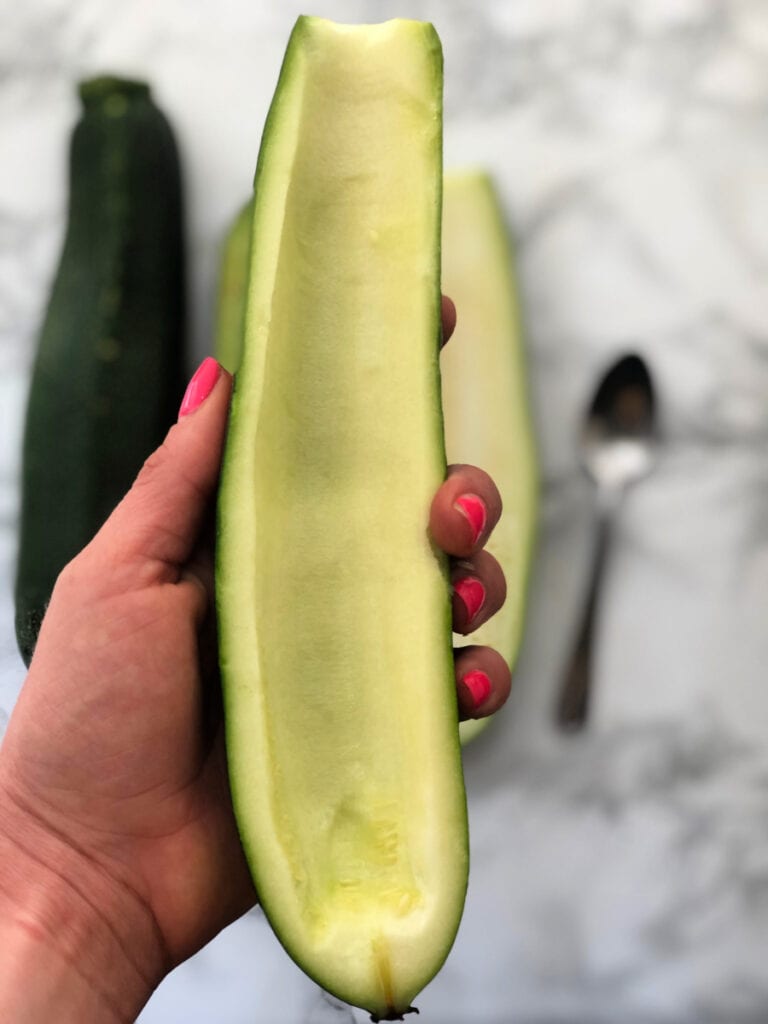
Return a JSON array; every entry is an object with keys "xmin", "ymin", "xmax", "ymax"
[
  {"xmin": 216, "ymin": 17, "xmax": 466, "ymax": 1018},
  {"xmin": 441, "ymin": 171, "xmax": 538, "ymax": 743}
]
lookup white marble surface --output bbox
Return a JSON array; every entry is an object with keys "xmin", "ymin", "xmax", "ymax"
[{"xmin": 3, "ymin": 1, "xmax": 768, "ymax": 1021}]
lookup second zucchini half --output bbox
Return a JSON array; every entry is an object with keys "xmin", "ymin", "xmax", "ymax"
[
  {"xmin": 216, "ymin": 174, "xmax": 539, "ymax": 750},
  {"xmin": 442, "ymin": 171, "xmax": 538, "ymax": 743},
  {"xmin": 216, "ymin": 17, "xmax": 467, "ymax": 1019}
]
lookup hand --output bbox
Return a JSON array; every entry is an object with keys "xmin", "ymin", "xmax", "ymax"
[{"xmin": 0, "ymin": 297, "xmax": 509, "ymax": 1021}]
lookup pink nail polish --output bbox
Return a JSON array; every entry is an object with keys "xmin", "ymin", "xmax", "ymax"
[
  {"xmin": 453, "ymin": 493, "xmax": 487, "ymax": 546},
  {"xmin": 463, "ymin": 670, "xmax": 492, "ymax": 710},
  {"xmin": 454, "ymin": 577, "xmax": 485, "ymax": 623},
  {"xmin": 179, "ymin": 358, "xmax": 221, "ymax": 419}
]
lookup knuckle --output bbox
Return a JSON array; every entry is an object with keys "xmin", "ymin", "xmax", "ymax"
[
  {"xmin": 54, "ymin": 556, "xmax": 85, "ymax": 594},
  {"xmin": 50, "ymin": 554, "xmax": 93, "ymax": 609},
  {"xmin": 493, "ymin": 560, "xmax": 507, "ymax": 605},
  {"xmin": 135, "ymin": 441, "xmax": 172, "ymax": 492}
]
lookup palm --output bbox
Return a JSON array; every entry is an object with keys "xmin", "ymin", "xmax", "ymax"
[{"xmin": 6, "ymin": 570, "xmax": 255, "ymax": 965}]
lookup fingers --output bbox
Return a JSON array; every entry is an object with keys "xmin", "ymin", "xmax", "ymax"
[
  {"xmin": 437, "ymin": 298, "xmax": 509, "ymax": 720},
  {"xmin": 454, "ymin": 646, "xmax": 511, "ymax": 721},
  {"xmin": 89, "ymin": 358, "xmax": 232, "ymax": 577},
  {"xmin": 430, "ymin": 463, "xmax": 502, "ymax": 559},
  {"xmin": 451, "ymin": 549, "xmax": 506, "ymax": 636},
  {"xmin": 431, "ymin": 463, "xmax": 509, "ymax": 719},
  {"xmin": 449, "ymin": 543, "xmax": 509, "ymax": 721}
]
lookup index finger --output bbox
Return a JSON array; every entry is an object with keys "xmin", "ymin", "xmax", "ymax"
[{"xmin": 441, "ymin": 295, "xmax": 456, "ymax": 346}]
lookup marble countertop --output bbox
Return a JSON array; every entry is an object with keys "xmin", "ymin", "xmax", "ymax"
[{"xmin": 3, "ymin": 1, "xmax": 768, "ymax": 1021}]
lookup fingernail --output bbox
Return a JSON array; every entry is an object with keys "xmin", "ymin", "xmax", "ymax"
[
  {"xmin": 454, "ymin": 577, "xmax": 485, "ymax": 624},
  {"xmin": 179, "ymin": 358, "xmax": 221, "ymax": 419},
  {"xmin": 453, "ymin": 493, "xmax": 486, "ymax": 546},
  {"xmin": 462, "ymin": 670, "xmax": 492, "ymax": 710}
]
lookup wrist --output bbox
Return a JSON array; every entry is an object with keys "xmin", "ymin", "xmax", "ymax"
[{"xmin": 0, "ymin": 780, "xmax": 166, "ymax": 1023}]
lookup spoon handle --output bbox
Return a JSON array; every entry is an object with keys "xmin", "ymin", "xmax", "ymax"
[{"xmin": 557, "ymin": 507, "xmax": 613, "ymax": 729}]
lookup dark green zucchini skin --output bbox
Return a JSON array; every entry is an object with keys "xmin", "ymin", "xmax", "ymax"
[{"xmin": 15, "ymin": 76, "xmax": 186, "ymax": 665}]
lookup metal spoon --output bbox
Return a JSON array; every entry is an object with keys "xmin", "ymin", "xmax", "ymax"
[{"xmin": 556, "ymin": 353, "xmax": 658, "ymax": 729}]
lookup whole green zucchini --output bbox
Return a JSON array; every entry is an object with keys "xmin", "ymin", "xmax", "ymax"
[{"xmin": 15, "ymin": 76, "xmax": 186, "ymax": 665}]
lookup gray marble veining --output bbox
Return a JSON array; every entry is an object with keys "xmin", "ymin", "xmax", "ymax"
[{"xmin": 2, "ymin": 0, "xmax": 768, "ymax": 1021}]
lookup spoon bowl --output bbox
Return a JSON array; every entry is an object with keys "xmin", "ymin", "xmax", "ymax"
[{"xmin": 581, "ymin": 354, "xmax": 657, "ymax": 497}]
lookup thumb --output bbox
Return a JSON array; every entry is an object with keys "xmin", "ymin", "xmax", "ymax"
[{"xmin": 90, "ymin": 358, "xmax": 232, "ymax": 575}]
